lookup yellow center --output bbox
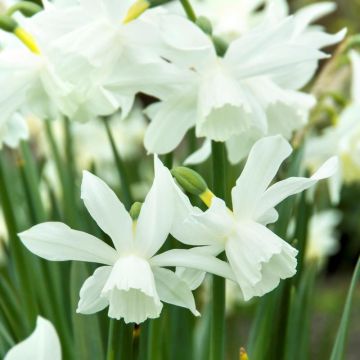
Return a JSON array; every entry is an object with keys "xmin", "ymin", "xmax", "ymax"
[
  {"xmin": 14, "ymin": 27, "xmax": 40, "ymax": 54},
  {"xmin": 123, "ymin": 0, "xmax": 150, "ymax": 24}
]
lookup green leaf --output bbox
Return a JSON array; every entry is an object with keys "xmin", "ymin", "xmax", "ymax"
[
  {"xmin": 70, "ymin": 262, "xmax": 105, "ymax": 360},
  {"xmin": 330, "ymin": 257, "xmax": 360, "ymax": 360}
]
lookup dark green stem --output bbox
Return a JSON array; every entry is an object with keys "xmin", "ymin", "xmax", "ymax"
[
  {"xmin": 179, "ymin": 0, "xmax": 196, "ymax": 22},
  {"xmin": 210, "ymin": 141, "xmax": 226, "ymax": 360},
  {"xmin": 103, "ymin": 118, "xmax": 133, "ymax": 209}
]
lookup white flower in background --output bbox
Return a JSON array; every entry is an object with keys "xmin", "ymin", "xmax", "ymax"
[
  {"xmin": 4, "ymin": 316, "xmax": 61, "ymax": 360},
  {"xmin": 19, "ymin": 157, "xmax": 235, "ymax": 323},
  {"xmin": 306, "ymin": 210, "xmax": 341, "ymax": 265},
  {"xmin": 143, "ymin": 11, "xmax": 345, "ymax": 155},
  {"xmin": 1, "ymin": 113, "xmax": 29, "ymax": 148},
  {"xmin": 305, "ymin": 50, "xmax": 360, "ymax": 203},
  {"xmin": 27, "ymin": 0, "xmax": 178, "ymax": 121},
  {"xmin": 183, "ymin": 1, "xmax": 343, "ymax": 165},
  {"xmin": 171, "ymin": 136, "xmax": 338, "ymax": 300}
]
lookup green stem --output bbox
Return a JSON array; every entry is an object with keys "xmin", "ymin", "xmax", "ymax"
[
  {"xmin": 106, "ymin": 319, "xmax": 121, "ymax": 360},
  {"xmin": 103, "ymin": 118, "xmax": 133, "ymax": 209},
  {"xmin": 148, "ymin": 318, "xmax": 163, "ymax": 360},
  {"xmin": 210, "ymin": 141, "xmax": 226, "ymax": 360},
  {"xmin": 179, "ymin": 0, "xmax": 196, "ymax": 22}
]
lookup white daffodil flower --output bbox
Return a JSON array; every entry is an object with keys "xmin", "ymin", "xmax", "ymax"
[
  {"xmin": 4, "ymin": 316, "xmax": 61, "ymax": 360},
  {"xmin": 19, "ymin": 157, "xmax": 235, "ymax": 324},
  {"xmin": 27, "ymin": 0, "xmax": 179, "ymax": 120},
  {"xmin": 171, "ymin": 136, "xmax": 338, "ymax": 300},
  {"xmin": 306, "ymin": 210, "xmax": 341, "ymax": 265},
  {"xmin": 305, "ymin": 51, "xmax": 360, "ymax": 203},
  {"xmin": 143, "ymin": 12, "xmax": 346, "ymax": 155}
]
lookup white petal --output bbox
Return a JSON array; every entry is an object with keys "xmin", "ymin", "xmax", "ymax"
[
  {"xmin": 150, "ymin": 249, "xmax": 236, "ymax": 281},
  {"xmin": 4, "ymin": 317, "xmax": 61, "ymax": 360},
  {"xmin": 225, "ymin": 129, "xmax": 261, "ymax": 165},
  {"xmin": 293, "ymin": 2, "xmax": 337, "ymax": 33},
  {"xmin": 81, "ymin": 171, "xmax": 133, "ymax": 253},
  {"xmin": 102, "ymin": 255, "xmax": 162, "ymax": 324},
  {"xmin": 156, "ymin": 14, "xmax": 215, "ymax": 69},
  {"xmin": 175, "ymin": 244, "xmax": 224, "ymax": 290},
  {"xmin": 255, "ymin": 157, "xmax": 339, "ymax": 222},
  {"xmin": 196, "ymin": 68, "xmax": 267, "ymax": 141},
  {"xmin": 3, "ymin": 113, "xmax": 29, "ymax": 149},
  {"xmin": 19, "ymin": 222, "xmax": 118, "ymax": 265},
  {"xmin": 144, "ymin": 93, "xmax": 197, "ymax": 154},
  {"xmin": 231, "ymin": 135, "xmax": 292, "ymax": 219},
  {"xmin": 134, "ymin": 156, "xmax": 174, "ymax": 257},
  {"xmin": 225, "ymin": 222, "xmax": 297, "ymax": 301},
  {"xmin": 153, "ymin": 267, "xmax": 200, "ymax": 316},
  {"xmin": 184, "ymin": 139, "xmax": 211, "ymax": 166},
  {"xmin": 171, "ymin": 197, "xmax": 230, "ymax": 247},
  {"xmin": 77, "ymin": 266, "xmax": 112, "ymax": 315}
]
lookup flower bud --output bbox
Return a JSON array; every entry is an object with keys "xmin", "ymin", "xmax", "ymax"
[
  {"xmin": 212, "ymin": 35, "xmax": 228, "ymax": 57},
  {"xmin": 0, "ymin": 14, "xmax": 18, "ymax": 33},
  {"xmin": 171, "ymin": 166, "xmax": 208, "ymax": 196},
  {"xmin": 196, "ymin": 16, "xmax": 213, "ymax": 35},
  {"xmin": 130, "ymin": 202, "xmax": 143, "ymax": 220}
]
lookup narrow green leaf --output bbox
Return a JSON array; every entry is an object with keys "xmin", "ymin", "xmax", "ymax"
[
  {"xmin": 330, "ymin": 257, "xmax": 360, "ymax": 360},
  {"xmin": 70, "ymin": 262, "xmax": 104, "ymax": 360}
]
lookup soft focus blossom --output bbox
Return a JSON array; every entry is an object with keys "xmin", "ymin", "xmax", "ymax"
[
  {"xmin": 306, "ymin": 210, "xmax": 341, "ymax": 265},
  {"xmin": 171, "ymin": 136, "xmax": 338, "ymax": 300},
  {"xmin": 19, "ymin": 156, "xmax": 234, "ymax": 323},
  {"xmin": 4, "ymin": 316, "xmax": 61, "ymax": 360},
  {"xmin": 142, "ymin": 11, "xmax": 345, "ymax": 156},
  {"xmin": 305, "ymin": 51, "xmax": 360, "ymax": 203}
]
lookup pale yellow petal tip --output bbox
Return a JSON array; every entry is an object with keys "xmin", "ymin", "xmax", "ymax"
[
  {"xmin": 123, "ymin": 0, "xmax": 150, "ymax": 24},
  {"xmin": 239, "ymin": 347, "xmax": 249, "ymax": 360},
  {"xmin": 14, "ymin": 27, "xmax": 40, "ymax": 54},
  {"xmin": 199, "ymin": 189, "xmax": 214, "ymax": 208}
]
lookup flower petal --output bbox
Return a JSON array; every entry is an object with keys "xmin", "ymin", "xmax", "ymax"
[
  {"xmin": 225, "ymin": 222, "xmax": 297, "ymax": 301},
  {"xmin": 255, "ymin": 156, "xmax": 339, "ymax": 222},
  {"xmin": 77, "ymin": 266, "xmax": 112, "ymax": 315},
  {"xmin": 134, "ymin": 156, "xmax": 175, "ymax": 257},
  {"xmin": 231, "ymin": 135, "xmax": 292, "ymax": 219},
  {"xmin": 150, "ymin": 249, "xmax": 236, "ymax": 282},
  {"xmin": 81, "ymin": 171, "xmax": 133, "ymax": 253},
  {"xmin": 144, "ymin": 93, "xmax": 197, "ymax": 154},
  {"xmin": 184, "ymin": 139, "xmax": 211, "ymax": 166},
  {"xmin": 102, "ymin": 255, "xmax": 162, "ymax": 324},
  {"xmin": 4, "ymin": 316, "xmax": 61, "ymax": 360},
  {"xmin": 19, "ymin": 222, "xmax": 118, "ymax": 265},
  {"xmin": 153, "ymin": 267, "xmax": 200, "ymax": 316}
]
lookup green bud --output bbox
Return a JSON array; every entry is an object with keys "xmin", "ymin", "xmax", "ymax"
[
  {"xmin": 212, "ymin": 35, "xmax": 228, "ymax": 57},
  {"xmin": 0, "ymin": 14, "xmax": 18, "ymax": 33},
  {"xmin": 171, "ymin": 166, "xmax": 208, "ymax": 196},
  {"xmin": 6, "ymin": 2, "xmax": 43, "ymax": 17},
  {"xmin": 196, "ymin": 16, "xmax": 213, "ymax": 35},
  {"xmin": 130, "ymin": 202, "xmax": 143, "ymax": 220}
]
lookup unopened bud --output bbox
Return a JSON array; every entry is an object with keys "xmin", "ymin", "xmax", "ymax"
[
  {"xmin": 171, "ymin": 166, "xmax": 208, "ymax": 196},
  {"xmin": 196, "ymin": 16, "xmax": 212, "ymax": 35},
  {"xmin": 130, "ymin": 202, "xmax": 143, "ymax": 220},
  {"xmin": 0, "ymin": 14, "xmax": 18, "ymax": 33},
  {"xmin": 212, "ymin": 35, "xmax": 228, "ymax": 57}
]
